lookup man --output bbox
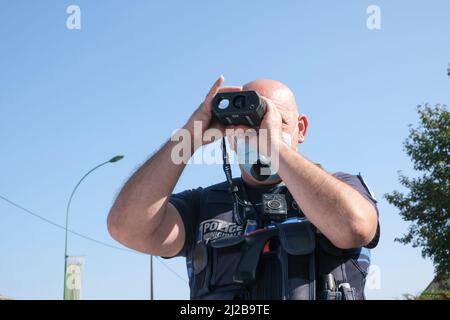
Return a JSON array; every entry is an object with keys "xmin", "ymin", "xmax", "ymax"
[{"xmin": 107, "ymin": 76, "xmax": 380, "ymax": 300}]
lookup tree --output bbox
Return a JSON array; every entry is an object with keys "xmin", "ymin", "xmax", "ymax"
[{"xmin": 385, "ymin": 103, "xmax": 450, "ymax": 279}]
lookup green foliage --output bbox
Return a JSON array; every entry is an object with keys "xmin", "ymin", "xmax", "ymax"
[
  {"xmin": 417, "ymin": 290, "xmax": 450, "ymax": 300},
  {"xmin": 385, "ymin": 104, "xmax": 450, "ymax": 279}
]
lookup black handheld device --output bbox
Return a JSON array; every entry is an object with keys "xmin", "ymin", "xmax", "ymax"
[{"xmin": 212, "ymin": 90, "xmax": 266, "ymax": 127}]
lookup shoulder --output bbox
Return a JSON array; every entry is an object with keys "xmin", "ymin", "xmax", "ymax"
[
  {"xmin": 171, "ymin": 179, "xmax": 234, "ymax": 204},
  {"xmin": 332, "ymin": 171, "xmax": 377, "ymax": 203}
]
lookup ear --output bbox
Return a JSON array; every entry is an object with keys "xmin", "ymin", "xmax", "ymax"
[{"xmin": 297, "ymin": 114, "xmax": 308, "ymax": 144}]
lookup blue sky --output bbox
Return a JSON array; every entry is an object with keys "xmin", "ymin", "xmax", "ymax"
[{"xmin": 0, "ymin": 0, "xmax": 449, "ymax": 299}]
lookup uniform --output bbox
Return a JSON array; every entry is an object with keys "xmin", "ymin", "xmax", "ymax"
[{"xmin": 165, "ymin": 172, "xmax": 380, "ymax": 300}]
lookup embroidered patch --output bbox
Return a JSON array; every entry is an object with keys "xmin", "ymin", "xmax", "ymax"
[{"xmin": 197, "ymin": 218, "xmax": 244, "ymax": 243}]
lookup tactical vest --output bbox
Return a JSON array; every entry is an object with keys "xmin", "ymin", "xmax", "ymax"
[{"xmin": 185, "ymin": 179, "xmax": 372, "ymax": 300}]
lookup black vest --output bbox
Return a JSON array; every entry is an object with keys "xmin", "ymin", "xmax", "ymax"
[{"xmin": 184, "ymin": 179, "xmax": 372, "ymax": 300}]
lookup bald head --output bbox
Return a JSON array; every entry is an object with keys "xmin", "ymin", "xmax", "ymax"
[
  {"xmin": 243, "ymin": 79, "xmax": 298, "ymax": 114},
  {"xmin": 243, "ymin": 79, "xmax": 300, "ymax": 132}
]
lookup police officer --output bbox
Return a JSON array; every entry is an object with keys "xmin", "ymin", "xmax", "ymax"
[{"xmin": 107, "ymin": 76, "xmax": 380, "ymax": 300}]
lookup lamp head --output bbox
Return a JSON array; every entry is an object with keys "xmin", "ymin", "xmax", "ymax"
[{"xmin": 109, "ymin": 155, "xmax": 124, "ymax": 163}]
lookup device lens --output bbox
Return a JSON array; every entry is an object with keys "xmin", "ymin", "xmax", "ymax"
[
  {"xmin": 218, "ymin": 98, "xmax": 230, "ymax": 109},
  {"xmin": 233, "ymin": 95, "xmax": 245, "ymax": 109}
]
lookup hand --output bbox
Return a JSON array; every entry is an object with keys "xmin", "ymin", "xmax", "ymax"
[
  {"xmin": 224, "ymin": 96, "xmax": 284, "ymax": 159},
  {"xmin": 257, "ymin": 96, "xmax": 283, "ymax": 157},
  {"xmin": 183, "ymin": 75, "xmax": 242, "ymax": 150}
]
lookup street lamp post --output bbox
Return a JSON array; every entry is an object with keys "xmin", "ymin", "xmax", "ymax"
[
  {"xmin": 63, "ymin": 155, "xmax": 124, "ymax": 300},
  {"xmin": 150, "ymin": 255, "xmax": 154, "ymax": 300}
]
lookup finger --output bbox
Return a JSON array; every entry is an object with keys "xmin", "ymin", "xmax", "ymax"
[
  {"xmin": 261, "ymin": 97, "xmax": 276, "ymax": 120},
  {"xmin": 261, "ymin": 96, "xmax": 283, "ymax": 118},
  {"xmin": 206, "ymin": 86, "xmax": 243, "ymax": 113},
  {"xmin": 205, "ymin": 75, "xmax": 225, "ymax": 102},
  {"xmin": 261, "ymin": 96, "xmax": 276, "ymax": 112},
  {"xmin": 218, "ymin": 86, "xmax": 243, "ymax": 93}
]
